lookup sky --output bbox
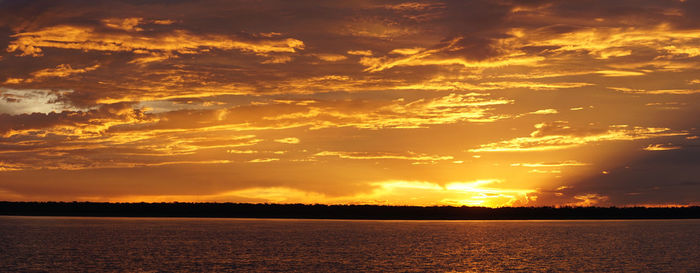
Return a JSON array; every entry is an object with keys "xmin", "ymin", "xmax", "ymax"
[{"xmin": 0, "ymin": 0, "xmax": 699, "ymax": 207}]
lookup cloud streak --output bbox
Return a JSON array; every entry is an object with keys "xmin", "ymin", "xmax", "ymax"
[
  {"xmin": 8, "ymin": 25, "xmax": 305, "ymax": 57},
  {"xmin": 470, "ymin": 122, "xmax": 687, "ymax": 152}
]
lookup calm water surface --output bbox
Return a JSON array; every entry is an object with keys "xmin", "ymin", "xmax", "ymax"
[{"xmin": 1, "ymin": 216, "xmax": 699, "ymax": 272}]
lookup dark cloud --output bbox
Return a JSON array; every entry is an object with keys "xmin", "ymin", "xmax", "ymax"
[
  {"xmin": 0, "ymin": 102, "xmax": 145, "ymax": 134},
  {"xmin": 552, "ymin": 148, "xmax": 700, "ymax": 206}
]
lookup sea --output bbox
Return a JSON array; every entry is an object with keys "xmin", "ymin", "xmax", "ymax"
[{"xmin": 1, "ymin": 216, "xmax": 699, "ymax": 272}]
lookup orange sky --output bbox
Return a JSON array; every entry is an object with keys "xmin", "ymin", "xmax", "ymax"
[{"xmin": 1, "ymin": 0, "xmax": 699, "ymax": 207}]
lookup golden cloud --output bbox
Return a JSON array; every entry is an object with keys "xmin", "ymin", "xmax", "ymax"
[
  {"xmin": 273, "ymin": 137, "xmax": 300, "ymax": 144},
  {"xmin": 8, "ymin": 25, "xmax": 304, "ymax": 57},
  {"xmin": 510, "ymin": 161, "xmax": 589, "ymax": 167},
  {"xmin": 595, "ymin": 70, "xmax": 645, "ymax": 77},
  {"xmin": 520, "ymin": 24, "xmax": 700, "ymax": 59},
  {"xmin": 360, "ymin": 38, "xmax": 543, "ymax": 72},
  {"xmin": 102, "ymin": 17, "xmax": 144, "ymax": 32},
  {"xmin": 480, "ymin": 81, "xmax": 592, "ymax": 90},
  {"xmin": 256, "ymin": 93, "xmax": 513, "ymax": 129},
  {"xmin": 248, "ymin": 158, "xmax": 279, "ymax": 163},
  {"xmin": 609, "ymin": 87, "xmax": 700, "ymax": 95},
  {"xmin": 394, "ymin": 76, "xmax": 591, "ymax": 92},
  {"xmin": 3, "ymin": 64, "xmax": 100, "ymax": 84},
  {"xmin": 568, "ymin": 193, "xmax": 609, "ymax": 206},
  {"xmin": 314, "ymin": 151, "xmax": 453, "ymax": 162},
  {"xmin": 346, "ymin": 50, "xmax": 373, "ymax": 56},
  {"xmin": 314, "ymin": 54, "xmax": 348, "ymax": 62},
  {"xmin": 470, "ymin": 122, "xmax": 686, "ymax": 152},
  {"xmin": 527, "ymin": 109, "xmax": 558, "ymax": 115},
  {"xmin": 643, "ymin": 144, "xmax": 682, "ymax": 151}
]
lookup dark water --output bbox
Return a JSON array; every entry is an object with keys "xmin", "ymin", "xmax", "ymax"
[{"xmin": 1, "ymin": 217, "xmax": 699, "ymax": 272}]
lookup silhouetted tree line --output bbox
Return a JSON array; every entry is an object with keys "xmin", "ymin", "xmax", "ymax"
[{"xmin": 1, "ymin": 202, "xmax": 699, "ymax": 219}]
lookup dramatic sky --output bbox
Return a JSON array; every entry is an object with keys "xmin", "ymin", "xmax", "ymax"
[{"xmin": 1, "ymin": 0, "xmax": 699, "ymax": 207}]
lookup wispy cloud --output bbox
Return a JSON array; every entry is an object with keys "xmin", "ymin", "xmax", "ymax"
[{"xmin": 470, "ymin": 122, "xmax": 686, "ymax": 152}]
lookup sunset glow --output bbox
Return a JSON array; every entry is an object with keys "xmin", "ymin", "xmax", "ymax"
[{"xmin": 1, "ymin": 0, "xmax": 699, "ymax": 207}]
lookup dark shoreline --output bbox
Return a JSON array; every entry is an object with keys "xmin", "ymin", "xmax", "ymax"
[{"xmin": 2, "ymin": 202, "xmax": 700, "ymax": 220}]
